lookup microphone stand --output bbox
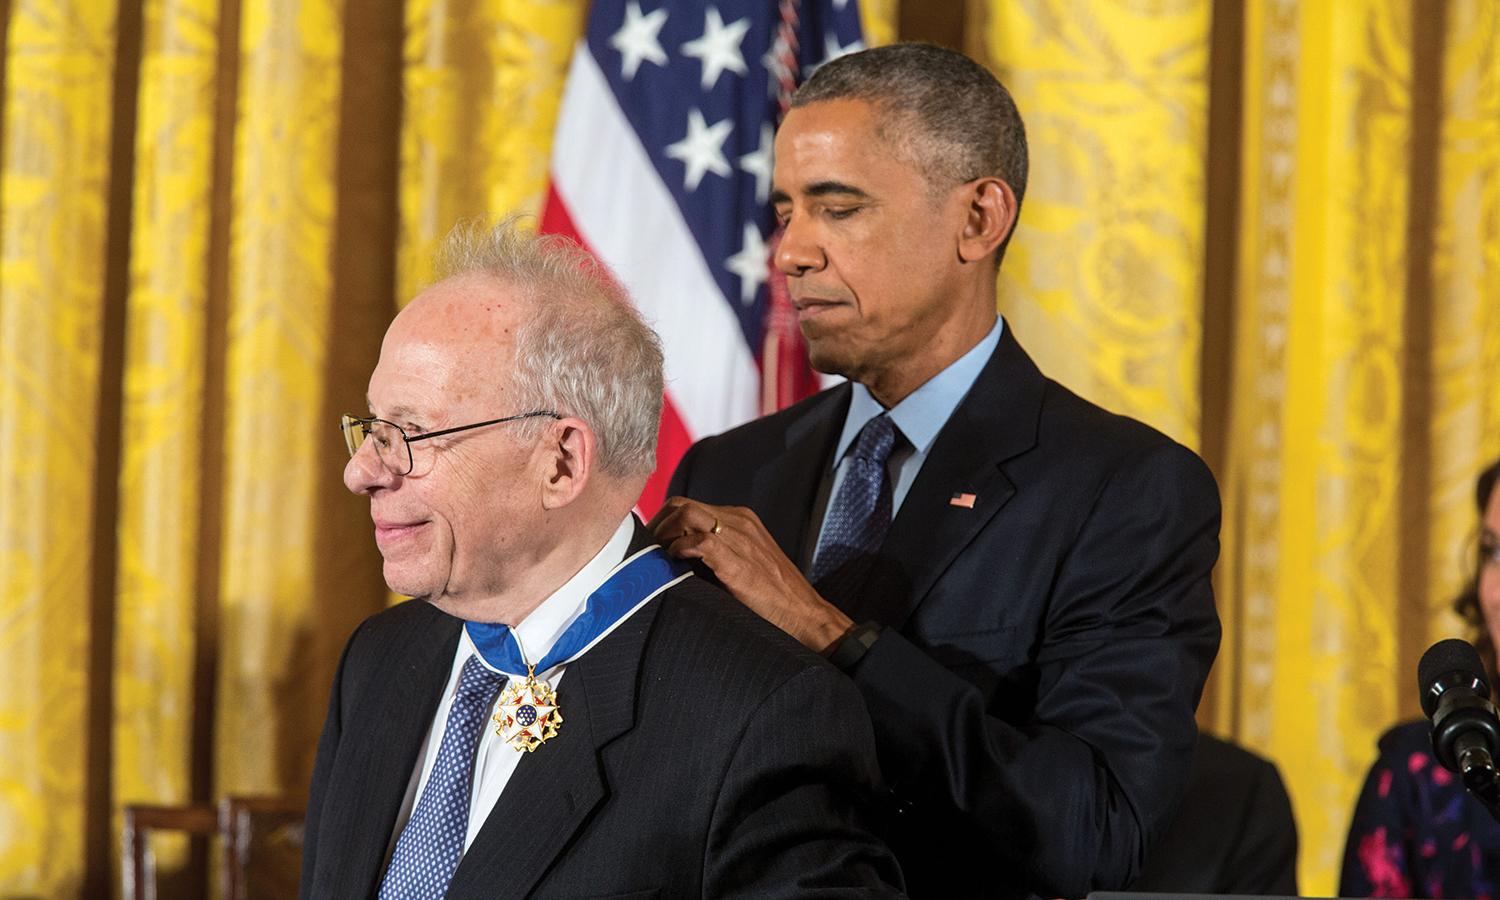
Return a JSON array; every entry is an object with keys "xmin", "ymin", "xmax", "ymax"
[
  {"xmin": 1433, "ymin": 699, "xmax": 1500, "ymax": 824},
  {"xmin": 1455, "ymin": 738, "xmax": 1500, "ymax": 824}
]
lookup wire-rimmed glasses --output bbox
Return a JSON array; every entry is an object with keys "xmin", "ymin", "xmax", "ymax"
[{"xmin": 340, "ymin": 410, "xmax": 562, "ymax": 476}]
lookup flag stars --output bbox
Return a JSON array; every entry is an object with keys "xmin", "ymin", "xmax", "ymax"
[
  {"xmin": 807, "ymin": 34, "xmax": 865, "ymax": 76},
  {"xmin": 610, "ymin": 0, "xmax": 669, "ymax": 81},
  {"xmin": 826, "ymin": 34, "xmax": 865, "ymax": 62},
  {"xmin": 681, "ymin": 7, "xmax": 750, "ymax": 91},
  {"xmin": 739, "ymin": 123, "xmax": 774, "ymax": 204},
  {"xmin": 665, "ymin": 108, "xmax": 734, "ymax": 191},
  {"xmin": 725, "ymin": 223, "xmax": 770, "ymax": 305}
]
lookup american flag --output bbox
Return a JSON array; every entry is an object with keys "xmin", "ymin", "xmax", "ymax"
[{"xmin": 541, "ymin": 0, "xmax": 866, "ymax": 515}]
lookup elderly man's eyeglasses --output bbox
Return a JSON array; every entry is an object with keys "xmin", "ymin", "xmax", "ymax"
[{"xmin": 340, "ymin": 411, "xmax": 562, "ymax": 476}]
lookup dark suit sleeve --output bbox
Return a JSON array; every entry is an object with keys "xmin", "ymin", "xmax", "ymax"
[
  {"xmin": 846, "ymin": 441, "xmax": 1221, "ymax": 897},
  {"xmin": 704, "ymin": 664, "xmax": 906, "ymax": 899}
]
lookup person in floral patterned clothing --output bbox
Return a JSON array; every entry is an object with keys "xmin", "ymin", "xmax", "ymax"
[{"xmin": 1341, "ymin": 456, "xmax": 1500, "ymax": 898}]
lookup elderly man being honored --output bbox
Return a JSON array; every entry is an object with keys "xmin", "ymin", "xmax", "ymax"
[
  {"xmin": 651, "ymin": 43, "xmax": 1222, "ymax": 900},
  {"xmin": 300, "ymin": 221, "xmax": 903, "ymax": 899}
]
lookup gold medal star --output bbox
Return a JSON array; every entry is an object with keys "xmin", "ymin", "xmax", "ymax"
[{"xmin": 494, "ymin": 672, "xmax": 562, "ymax": 752}]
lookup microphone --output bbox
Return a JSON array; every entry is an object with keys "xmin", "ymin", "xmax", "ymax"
[{"xmin": 1418, "ymin": 638, "xmax": 1500, "ymax": 811}]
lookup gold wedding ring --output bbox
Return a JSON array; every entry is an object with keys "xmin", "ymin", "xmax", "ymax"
[{"xmin": 711, "ymin": 518, "xmax": 722, "ymax": 535}]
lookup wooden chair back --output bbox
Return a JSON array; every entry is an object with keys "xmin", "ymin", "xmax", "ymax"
[
  {"xmin": 222, "ymin": 796, "xmax": 306, "ymax": 899},
  {"xmin": 122, "ymin": 797, "xmax": 305, "ymax": 899},
  {"xmin": 122, "ymin": 804, "xmax": 217, "ymax": 900}
]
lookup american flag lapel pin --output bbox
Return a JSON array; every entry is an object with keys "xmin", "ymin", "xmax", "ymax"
[{"xmin": 949, "ymin": 492, "xmax": 977, "ymax": 509}]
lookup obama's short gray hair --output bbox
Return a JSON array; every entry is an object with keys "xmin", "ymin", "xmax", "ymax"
[{"xmin": 795, "ymin": 42, "xmax": 1028, "ymax": 212}]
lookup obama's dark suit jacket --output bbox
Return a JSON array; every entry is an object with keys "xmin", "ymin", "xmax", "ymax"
[
  {"xmin": 300, "ymin": 525, "xmax": 904, "ymax": 899},
  {"xmin": 669, "ymin": 326, "xmax": 1222, "ymax": 899}
]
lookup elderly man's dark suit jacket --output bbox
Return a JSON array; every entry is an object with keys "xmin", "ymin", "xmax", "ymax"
[
  {"xmin": 668, "ymin": 327, "xmax": 1222, "ymax": 899},
  {"xmin": 300, "ymin": 526, "xmax": 904, "ymax": 899}
]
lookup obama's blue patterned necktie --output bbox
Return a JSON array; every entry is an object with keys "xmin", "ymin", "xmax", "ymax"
[
  {"xmin": 378, "ymin": 654, "xmax": 505, "ymax": 899},
  {"xmin": 812, "ymin": 413, "xmax": 899, "ymax": 605}
]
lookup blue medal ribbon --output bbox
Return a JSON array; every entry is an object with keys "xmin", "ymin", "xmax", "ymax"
[{"xmin": 466, "ymin": 546, "xmax": 690, "ymax": 677}]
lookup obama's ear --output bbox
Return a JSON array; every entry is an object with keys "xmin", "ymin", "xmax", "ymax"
[{"xmin": 957, "ymin": 177, "xmax": 1017, "ymax": 265}]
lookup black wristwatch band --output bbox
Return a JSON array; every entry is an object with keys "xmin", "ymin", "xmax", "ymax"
[{"xmin": 828, "ymin": 621, "xmax": 883, "ymax": 671}]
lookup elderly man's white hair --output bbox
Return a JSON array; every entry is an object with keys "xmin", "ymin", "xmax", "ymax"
[{"xmin": 436, "ymin": 218, "xmax": 664, "ymax": 477}]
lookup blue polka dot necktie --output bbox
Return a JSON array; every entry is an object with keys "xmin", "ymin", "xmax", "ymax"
[
  {"xmin": 378, "ymin": 654, "xmax": 506, "ymax": 899},
  {"xmin": 812, "ymin": 414, "xmax": 899, "ymax": 605}
]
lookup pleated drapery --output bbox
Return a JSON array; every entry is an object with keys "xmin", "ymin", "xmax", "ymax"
[{"xmin": 0, "ymin": 1, "xmax": 1495, "ymax": 895}]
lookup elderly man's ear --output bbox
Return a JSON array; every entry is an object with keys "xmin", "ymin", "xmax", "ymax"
[{"xmin": 539, "ymin": 418, "xmax": 594, "ymax": 510}]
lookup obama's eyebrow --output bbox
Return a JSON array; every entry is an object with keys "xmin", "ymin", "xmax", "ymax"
[{"xmin": 770, "ymin": 180, "xmax": 875, "ymax": 205}]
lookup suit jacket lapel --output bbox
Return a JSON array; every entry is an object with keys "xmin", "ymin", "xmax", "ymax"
[
  {"xmin": 751, "ymin": 387, "xmax": 850, "ymax": 568},
  {"xmin": 447, "ymin": 536, "xmax": 662, "ymax": 899},
  {"xmin": 845, "ymin": 328, "xmax": 1044, "ymax": 629},
  {"xmin": 321, "ymin": 604, "xmax": 461, "ymax": 894}
]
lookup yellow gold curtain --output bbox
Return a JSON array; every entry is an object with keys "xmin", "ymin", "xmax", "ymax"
[
  {"xmin": 112, "ymin": 0, "xmax": 221, "ymax": 879},
  {"xmin": 397, "ymin": 0, "xmax": 588, "ymax": 303},
  {"xmin": 1, "ymin": 0, "xmax": 1495, "ymax": 895},
  {"xmin": 1213, "ymin": 0, "xmax": 1498, "ymax": 891},
  {"xmin": 1429, "ymin": 0, "xmax": 1500, "ymax": 635},
  {"xmin": 976, "ymin": 0, "xmax": 1211, "ymax": 451},
  {"xmin": 214, "ymin": 0, "xmax": 346, "ymax": 798},
  {"xmin": 1, "ymin": 1, "xmax": 119, "ymax": 893},
  {"xmin": 1225, "ymin": 0, "xmax": 1419, "ymax": 887}
]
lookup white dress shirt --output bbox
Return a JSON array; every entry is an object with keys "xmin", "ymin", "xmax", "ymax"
[{"xmin": 386, "ymin": 514, "xmax": 635, "ymax": 855}]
